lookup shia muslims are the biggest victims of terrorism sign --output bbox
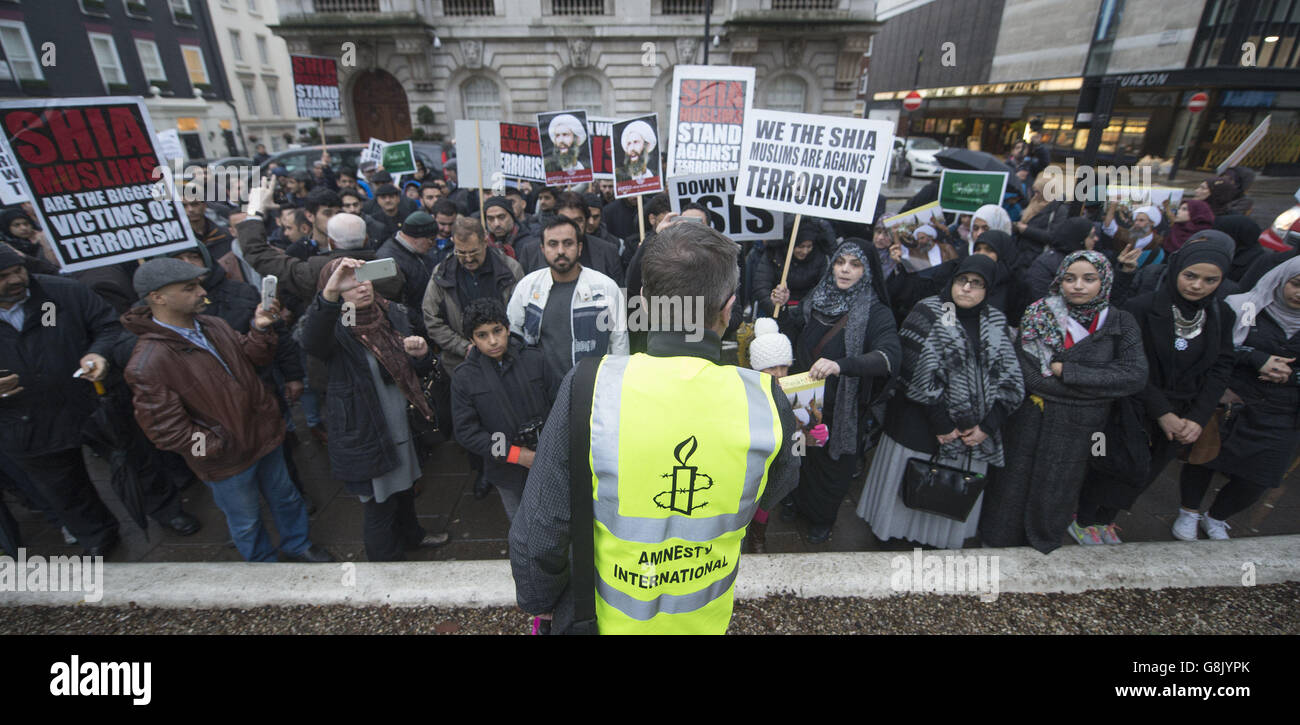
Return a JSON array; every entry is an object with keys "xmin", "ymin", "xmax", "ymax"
[
  {"xmin": 734, "ymin": 109, "xmax": 894, "ymax": 224},
  {"xmin": 0, "ymin": 97, "xmax": 197, "ymax": 272}
]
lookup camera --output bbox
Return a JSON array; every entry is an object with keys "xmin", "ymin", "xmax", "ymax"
[{"xmin": 514, "ymin": 417, "xmax": 545, "ymax": 450}]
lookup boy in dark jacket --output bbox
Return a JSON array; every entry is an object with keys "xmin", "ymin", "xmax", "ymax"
[{"xmin": 451, "ymin": 298, "xmax": 556, "ymax": 522}]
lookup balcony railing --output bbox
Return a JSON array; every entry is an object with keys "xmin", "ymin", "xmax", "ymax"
[
  {"xmin": 662, "ymin": 0, "xmax": 708, "ymax": 12},
  {"xmin": 552, "ymin": 0, "xmax": 605, "ymax": 14},
  {"xmin": 771, "ymin": 0, "xmax": 839, "ymax": 9},
  {"xmin": 313, "ymin": 0, "xmax": 380, "ymax": 11},
  {"xmin": 445, "ymin": 0, "xmax": 494, "ymax": 14}
]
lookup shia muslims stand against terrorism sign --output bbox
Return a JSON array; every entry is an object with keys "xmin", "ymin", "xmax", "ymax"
[
  {"xmin": 668, "ymin": 65, "xmax": 755, "ymax": 177},
  {"xmin": 537, "ymin": 109, "xmax": 594, "ymax": 186},
  {"xmin": 499, "ymin": 122, "xmax": 544, "ymax": 183},
  {"xmin": 735, "ymin": 109, "xmax": 893, "ymax": 224},
  {"xmin": 612, "ymin": 114, "xmax": 663, "ymax": 198},
  {"xmin": 669, "ymin": 171, "xmax": 783, "ymax": 242},
  {"xmin": 937, "ymin": 169, "xmax": 1008, "ymax": 215},
  {"xmin": 0, "ymin": 97, "xmax": 197, "ymax": 272},
  {"xmin": 291, "ymin": 54, "xmax": 341, "ymax": 119}
]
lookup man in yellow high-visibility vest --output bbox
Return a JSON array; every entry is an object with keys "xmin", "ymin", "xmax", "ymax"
[{"xmin": 509, "ymin": 217, "xmax": 800, "ymax": 634}]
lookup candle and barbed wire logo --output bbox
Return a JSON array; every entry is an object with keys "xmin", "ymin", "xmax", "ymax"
[{"xmin": 655, "ymin": 435, "xmax": 713, "ymax": 515}]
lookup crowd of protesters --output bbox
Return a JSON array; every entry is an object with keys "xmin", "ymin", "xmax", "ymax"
[{"xmin": 0, "ymin": 141, "xmax": 1293, "ymax": 567}]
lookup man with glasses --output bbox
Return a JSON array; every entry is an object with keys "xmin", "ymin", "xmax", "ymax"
[{"xmin": 422, "ymin": 217, "xmax": 524, "ymax": 374}]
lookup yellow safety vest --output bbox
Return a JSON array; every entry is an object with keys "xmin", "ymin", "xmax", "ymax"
[{"xmin": 585, "ymin": 353, "xmax": 783, "ymax": 634}]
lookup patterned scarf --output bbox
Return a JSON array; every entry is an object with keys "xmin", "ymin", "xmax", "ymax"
[
  {"xmin": 317, "ymin": 258, "xmax": 435, "ymax": 422},
  {"xmin": 901, "ymin": 296, "xmax": 1025, "ymax": 465},
  {"xmin": 1019, "ymin": 250, "xmax": 1113, "ymax": 376}
]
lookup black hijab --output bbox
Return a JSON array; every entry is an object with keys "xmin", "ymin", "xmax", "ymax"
[
  {"xmin": 1048, "ymin": 217, "xmax": 1094, "ymax": 255},
  {"xmin": 941, "ymin": 253, "xmax": 998, "ymax": 320}
]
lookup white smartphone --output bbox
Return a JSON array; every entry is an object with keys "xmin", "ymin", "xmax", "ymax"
[
  {"xmin": 355, "ymin": 258, "xmax": 398, "ymax": 283},
  {"xmin": 261, "ymin": 275, "xmax": 278, "ymax": 310},
  {"xmin": 245, "ymin": 186, "xmax": 266, "ymax": 216}
]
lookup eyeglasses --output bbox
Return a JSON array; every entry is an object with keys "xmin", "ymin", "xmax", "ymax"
[
  {"xmin": 955, "ymin": 276, "xmax": 986, "ymax": 290},
  {"xmin": 452, "ymin": 248, "xmax": 482, "ymax": 258}
]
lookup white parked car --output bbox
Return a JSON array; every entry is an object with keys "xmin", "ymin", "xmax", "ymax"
[{"xmin": 892, "ymin": 136, "xmax": 945, "ymax": 178}]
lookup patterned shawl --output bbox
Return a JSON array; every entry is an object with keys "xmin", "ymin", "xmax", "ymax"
[{"xmin": 1019, "ymin": 250, "xmax": 1114, "ymax": 377}]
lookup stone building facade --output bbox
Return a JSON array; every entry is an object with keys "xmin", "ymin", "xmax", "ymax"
[{"xmin": 271, "ymin": 0, "xmax": 878, "ymax": 144}]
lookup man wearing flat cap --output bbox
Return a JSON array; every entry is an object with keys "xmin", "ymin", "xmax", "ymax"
[
  {"xmin": 122, "ymin": 258, "xmax": 333, "ymax": 563},
  {"xmin": 545, "ymin": 113, "xmax": 588, "ymax": 175}
]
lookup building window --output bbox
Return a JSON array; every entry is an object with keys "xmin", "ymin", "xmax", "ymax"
[
  {"xmin": 124, "ymin": 0, "xmax": 151, "ymax": 18},
  {"xmin": 772, "ymin": 0, "xmax": 838, "ymax": 8},
  {"xmin": 552, "ymin": 0, "xmax": 605, "ymax": 14},
  {"xmin": 243, "ymin": 82, "xmax": 259, "ymax": 115},
  {"xmin": 135, "ymin": 39, "xmax": 166, "ymax": 83},
  {"xmin": 661, "ymin": 0, "xmax": 707, "ymax": 12},
  {"xmin": 79, "ymin": 0, "xmax": 109, "ymax": 15},
  {"xmin": 766, "ymin": 75, "xmax": 807, "ymax": 113},
  {"xmin": 229, "ymin": 30, "xmax": 244, "ymax": 62},
  {"xmin": 0, "ymin": 20, "xmax": 44, "ymax": 82},
  {"xmin": 248, "ymin": 0, "xmax": 259, "ymax": 12},
  {"xmin": 1191, "ymin": 0, "xmax": 1300, "ymax": 68},
  {"xmin": 461, "ymin": 76, "xmax": 502, "ymax": 120},
  {"xmin": 88, "ymin": 32, "xmax": 127, "ymax": 89},
  {"xmin": 256, "ymin": 35, "xmax": 269, "ymax": 64},
  {"xmin": 267, "ymin": 82, "xmax": 281, "ymax": 116},
  {"xmin": 181, "ymin": 44, "xmax": 209, "ymax": 85},
  {"xmin": 562, "ymin": 74, "xmax": 603, "ymax": 115},
  {"xmin": 170, "ymin": 0, "xmax": 195, "ymax": 23},
  {"xmin": 444, "ymin": 0, "xmax": 494, "ymax": 14}
]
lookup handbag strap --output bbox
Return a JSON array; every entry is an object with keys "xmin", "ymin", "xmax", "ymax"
[
  {"xmin": 811, "ymin": 313, "xmax": 851, "ymax": 362},
  {"xmin": 567, "ymin": 356, "xmax": 601, "ymax": 634}
]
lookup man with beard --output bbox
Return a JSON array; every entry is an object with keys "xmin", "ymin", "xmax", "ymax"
[
  {"xmin": 615, "ymin": 120, "xmax": 657, "ymax": 184},
  {"xmin": 185, "ymin": 197, "xmax": 234, "ymax": 260},
  {"xmin": 545, "ymin": 114, "xmax": 587, "ymax": 174},
  {"xmin": 515, "ymin": 192, "xmax": 624, "ymax": 285},
  {"xmin": 507, "ymin": 217, "xmax": 627, "ymax": 383},
  {"xmin": 484, "ymin": 196, "xmax": 527, "ymax": 259},
  {"xmin": 595, "ymin": 178, "xmax": 614, "ymax": 205},
  {"xmin": 366, "ymin": 184, "xmax": 418, "ymax": 243},
  {"xmin": 0, "ymin": 245, "xmax": 199, "ymax": 557}
]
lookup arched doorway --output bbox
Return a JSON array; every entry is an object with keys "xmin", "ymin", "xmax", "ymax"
[{"xmin": 353, "ymin": 69, "xmax": 412, "ymax": 142}]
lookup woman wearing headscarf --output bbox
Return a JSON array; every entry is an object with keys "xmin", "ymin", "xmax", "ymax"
[
  {"xmin": 302, "ymin": 257, "xmax": 450, "ymax": 561},
  {"xmin": 1220, "ymin": 166, "xmax": 1256, "ymax": 216},
  {"xmin": 1163, "ymin": 199, "xmax": 1214, "ymax": 254},
  {"xmin": 1074, "ymin": 240, "xmax": 1235, "ymax": 543},
  {"xmin": 782, "ymin": 240, "xmax": 901, "ymax": 544},
  {"xmin": 1168, "ymin": 257, "xmax": 1300, "ymax": 540},
  {"xmin": 757, "ymin": 224, "xmax": 830, "ymax": 341},
  {"xmin": 1023, "ymin": 216, "xmax": 1096, "ymax": 304},
  {"xmin": 857, "ymin": 255, "xmax": 1024, "ymax": 548},
  {"xmin": 1194, "ymin": 176, "xmax": 1239, "ymax": 218},
  {"xmin": 1214, "ymin": 214, "xmax": 1264, "ymax": 284},
  {"xmin": 970, "ymin": 204, "xmax": 1013, "ymax": 254},
  {"xmin": 980, "ymin": 251, "xmax": 1148, "ymax": 553}
]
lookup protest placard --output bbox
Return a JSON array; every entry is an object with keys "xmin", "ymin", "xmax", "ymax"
[
  {"xmin": 880, "ymin": 201, "xmax": 944, "ymax": 229},
  {"xmin": 587, "ymin": 116, "xmax": 615, "ymax": 180},
  {"xmin": 1216, "ymin": 115, "xmax": 1270, "ymax": 174},
  {"xmin": 0, "ymin": 142, "xmax": 30, "ymax": 205},
  {"xmin": 0, "ymin": 97, "xmax": 197, "ymax": 272},
  {"xmin": 290, "ymin": 55, "xmax": 340, "ymax": 119},
  {"xmin": 668, "ymin": 65, "xmax": 754, "ymax": 177},
  {"xmin": 454, "ymin": 119, "xmax": 501, "ymax": 189},
  {"xmin": 380, "ymin": 140, "xmax": 416, "ymax": 174},
  {"xmin": 669, "ymin": 172, "xmax": 782, "ymax": 242},
  {"xmin": 938, "ymin": 169, "xmax": 1007, "ymax": 215},
  {"xmin": 734, "ymin": 109, "xmax": 892, "ymax": 224},
  {"xmin": 155, "ymin": 129, "xmax": 184, "ymax": 164},
  {"xmin": 537, "ymin": 110, "xmax": 593, "ymax": 186},
  {"xmin": 1105, "ymin": 184, "xmax": 1184, "ymax": 209},
  {"xmin": 499, "ymin": 122, "xmax": 543, "ymax": 182},
  {"xmin": 612, "ymin": 114, "xmax": 663, "ymax": 199},
  {"xmin": 360, "ymin": 137, "xmax": 386, "ymax": 166}
]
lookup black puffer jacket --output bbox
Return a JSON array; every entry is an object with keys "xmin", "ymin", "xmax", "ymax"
[
  {"xmin": 751, "ymin": 243, "xmax": 829, "ymax": 319},
  {"xmin": 301, "ymin": 293, "xmax": 433, "ymax": 482},
  {"xmin": 0, "ymin": 275, "xmax": 121, "ymax": 456},
  {"xmin": 451, "ymin": 338, "xmax": 556, "ymax": 490}
]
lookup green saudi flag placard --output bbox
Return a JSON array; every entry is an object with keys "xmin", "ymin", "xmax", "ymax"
[
  {"xmin": 937, "ymin": 169, "xmax": 1008, "ymax": 214},
  {"xmin": 380, "ymin": 140, "xmax": 416, "ymax": 174}
]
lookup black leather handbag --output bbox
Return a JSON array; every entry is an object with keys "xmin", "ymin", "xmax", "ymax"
[{"xmin": 900, "ymin": 451, "xmax": 985, "ymax": 522}]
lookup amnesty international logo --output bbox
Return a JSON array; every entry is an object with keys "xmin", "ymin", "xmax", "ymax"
[{"xmin": 655, "ymin": 435, "xmax": 713, "ymax": 515}]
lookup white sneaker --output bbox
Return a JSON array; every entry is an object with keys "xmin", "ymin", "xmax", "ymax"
[
  {"xmin": 1201, "ymin": 514, "xmax": 1231, "ymax": 540},
  {"xmin": 1171, "ymin": 509, "xmax": 1200, "ymax": 541}
]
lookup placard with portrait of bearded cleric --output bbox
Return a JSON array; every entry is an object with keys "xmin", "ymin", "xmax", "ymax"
[
  {"xmin": 611, "ymin": 114, "xmax": 663, "ymax": 198},
  {"xmin": 536, "ymin": 109, "xmax": 594, "ymax": 186},
  {"xmin": 0, "ymin": 97, "xmax": 197, "ymax": 272}
]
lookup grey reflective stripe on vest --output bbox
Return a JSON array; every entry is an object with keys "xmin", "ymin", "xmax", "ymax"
[
  {"xmin": 596, "ymin": 565, "xmax": 739, "ymax": 621},
  {"xmin": 589, "ymin": 355, "xmax": 779, "ymax": 543}
]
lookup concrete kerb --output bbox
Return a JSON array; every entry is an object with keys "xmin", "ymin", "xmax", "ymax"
[{"xmin": 3, "ymin": 535, "xmax": 1297, "ymax": 609}]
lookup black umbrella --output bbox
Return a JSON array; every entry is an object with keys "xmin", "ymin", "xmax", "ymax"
[
  {"xmin": 81, "ymin": 392, "xmax": 150, "ymax": 536},
  {"xmin": 0, "ymin": 497, "xmax": 20, "ymax": 557},
  {"xmin": 935, "ymin": 148, "xmax": 1014, "ymax": 174}
]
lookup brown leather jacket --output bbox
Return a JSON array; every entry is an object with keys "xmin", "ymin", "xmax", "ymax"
[{"xmin": 121, "ymin": 306, "xmax": 285, "ymax": 482}]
